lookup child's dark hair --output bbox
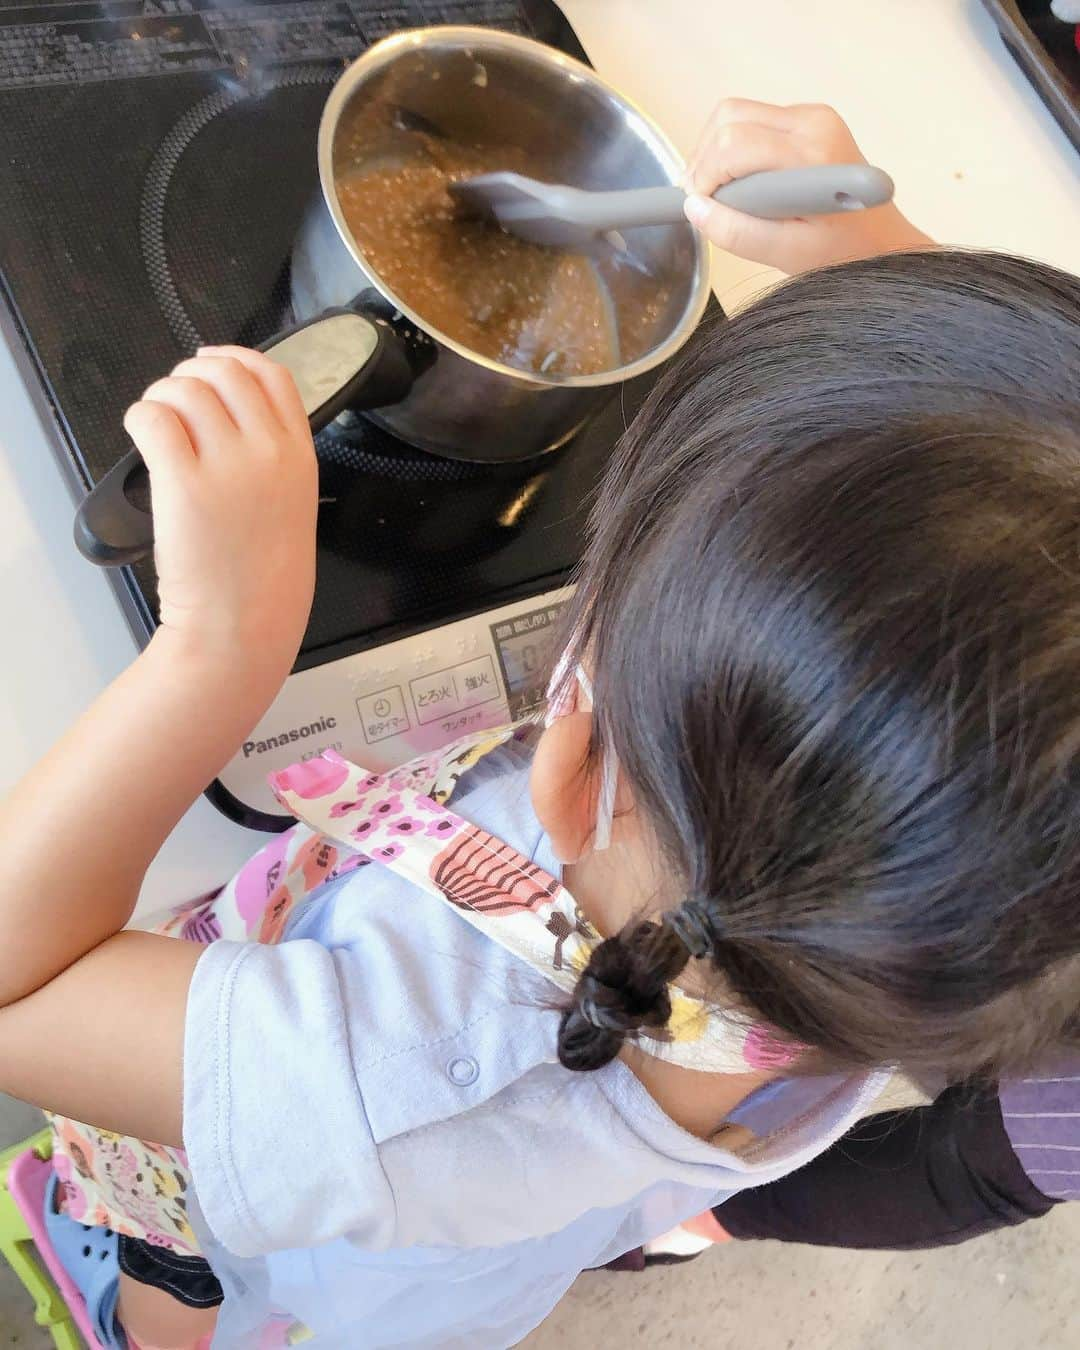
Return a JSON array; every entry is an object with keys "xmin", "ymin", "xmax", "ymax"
[{"xmin": 557, "ymin": 250, "xmax": 1080, "ymax": 1082}]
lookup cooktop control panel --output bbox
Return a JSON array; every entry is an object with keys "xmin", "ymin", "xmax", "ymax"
[{"xmin": 215, "ymin": 588, "xmax": 571, "ymax": 826}]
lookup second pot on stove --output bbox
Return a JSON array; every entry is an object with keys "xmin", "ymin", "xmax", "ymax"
[{"xmin": 75, "ymin": 25, "xmax": 709, "ymax": 565}]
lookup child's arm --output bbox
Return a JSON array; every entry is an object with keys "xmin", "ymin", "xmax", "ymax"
[
  {"xmin": 682, "ymin": 99, "xmax": 934, "ymax": 274},
  {"xmin": 0, "ymin": 346, "xmax": 317, "ymax": 1143}
]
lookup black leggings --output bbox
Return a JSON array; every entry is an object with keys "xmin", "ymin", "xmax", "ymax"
[{"xmin": 716, "ymin": 1085, "xmax": 1058, "ymax": 1250}]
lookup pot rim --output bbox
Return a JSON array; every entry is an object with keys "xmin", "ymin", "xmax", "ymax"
[{"xmin": 317, "ymin": 24, "xmax": 711, "ymax": 389}]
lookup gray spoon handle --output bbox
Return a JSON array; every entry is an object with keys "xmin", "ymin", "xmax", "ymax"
[
  {"xmin": 569, "ymin": 164, "xmax": 894, "ymax": 230},
  {"xmin": 711, "ymin": 163, "xmax": 894, "ymax": 219}
]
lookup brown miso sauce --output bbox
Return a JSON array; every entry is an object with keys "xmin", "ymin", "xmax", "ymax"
[{"xmin": 333, "ymin": 112, "xmax": 669, "ymax": 378}]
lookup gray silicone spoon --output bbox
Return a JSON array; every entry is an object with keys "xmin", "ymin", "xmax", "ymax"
[{"xmin": 449, "ymin": 163, "xmax": 895, "ymax": 249}]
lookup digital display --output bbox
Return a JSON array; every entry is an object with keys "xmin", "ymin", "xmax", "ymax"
[
  {"xmin": 491, "ymin": 601, "xmax": 567, "ymax": 718},
  {"xmin": 499, "ymin": 631, "xmax": 549, "ymax": 693}
]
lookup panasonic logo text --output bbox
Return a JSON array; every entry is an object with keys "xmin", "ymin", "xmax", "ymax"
[{"xmin": 242, "ymin": 716, "xmax": 338, "ymax": 759}]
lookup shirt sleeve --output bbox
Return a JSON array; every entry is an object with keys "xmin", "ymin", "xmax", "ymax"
[
  {"xmin": 182, "ymin": 937, "xmax": 395, "ymax": 1259},
  {"xmin": 999, "ymin": 1067, "xmax": 1080, "ymax": 1200}
]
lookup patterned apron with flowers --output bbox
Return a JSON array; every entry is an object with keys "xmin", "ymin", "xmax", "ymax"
[{"xmin": 48, "ymin": 720, "xmax": 811, "ymax": 1338}]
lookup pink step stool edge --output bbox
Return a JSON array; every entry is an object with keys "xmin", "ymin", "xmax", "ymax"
[{"xmin": 8, "ymin": 1148, "xmax": 107, "ymax": 1350}]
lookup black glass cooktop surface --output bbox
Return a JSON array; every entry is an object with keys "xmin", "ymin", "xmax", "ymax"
[{"xmin": 0, "ymin": 0, "xmax": 705, "ymax": 670}]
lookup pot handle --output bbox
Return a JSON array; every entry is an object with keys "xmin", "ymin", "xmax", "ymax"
[{"xmin": 73, "ymin": 309, "xmax": 413, "ymax": 567}]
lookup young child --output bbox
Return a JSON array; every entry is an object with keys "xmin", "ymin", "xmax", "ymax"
[{"xmin": 1, "ymin": 101, "xmax": 1078, "ymax": 1350}]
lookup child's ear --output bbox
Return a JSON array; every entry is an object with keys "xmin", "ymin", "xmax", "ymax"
[{"xmin": 530, "ymin": 710, "xmax": 598, "ymax": 864}]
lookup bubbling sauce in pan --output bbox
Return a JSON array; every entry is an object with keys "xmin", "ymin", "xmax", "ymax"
[{"xmin": 333, "ymin": 111, "xmax": 671, "ymax": 378}]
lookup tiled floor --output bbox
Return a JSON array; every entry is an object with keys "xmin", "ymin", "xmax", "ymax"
[
  {"xmin": 524, "ymin": 1205, "xmax": 1080, "ymax": 1349},
  {"xmin": 3, "ymin": 1091, "xmax": 1078, "ymax": 1348}
]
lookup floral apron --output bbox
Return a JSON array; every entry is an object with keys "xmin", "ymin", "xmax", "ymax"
[{"xmin": 48, "ymin": 721, "xmax": 809, "ymax": 1259}]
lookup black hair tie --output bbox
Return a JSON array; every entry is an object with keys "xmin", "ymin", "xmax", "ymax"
[{"xmin": 665, "ymin": 898, "xmax": 714, "ymax": 958}]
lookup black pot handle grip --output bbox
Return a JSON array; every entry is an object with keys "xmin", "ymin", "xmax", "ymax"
[
  {"xmin": 73, "ymin": 308, "xmax": 414, "ymax": 567},
  {"xmin": 72, "ymin": 446, "xmax": 157, "ymax": 568}
]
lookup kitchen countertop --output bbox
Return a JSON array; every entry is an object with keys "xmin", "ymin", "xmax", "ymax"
[{"xmin": 1, "ymin": 0, "xmax": 1077, "ymax": 917}]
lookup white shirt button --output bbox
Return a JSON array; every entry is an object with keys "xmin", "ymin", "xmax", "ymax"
[{"xmin": 447, "ymin": 1056, "xmax": 479, "ymax": 1086}]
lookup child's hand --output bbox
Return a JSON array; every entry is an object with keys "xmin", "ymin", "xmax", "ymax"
[
  {"xmin": 123, "ymin": 347, "xmax": 317, "ymax": 676},
  {"xmin": 683, "ymin": 100, "xmax": 932, "ymax": 274}
]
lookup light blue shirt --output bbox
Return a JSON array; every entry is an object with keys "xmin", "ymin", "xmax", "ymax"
[{"xmin": 183, "ymin": 741, "xmax": 889, "ymax": 1348}]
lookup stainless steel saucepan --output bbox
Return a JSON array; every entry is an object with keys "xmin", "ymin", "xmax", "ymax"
[{"xmin": 76, "ymin": 26, "xmax": 710, "ymax": 565}]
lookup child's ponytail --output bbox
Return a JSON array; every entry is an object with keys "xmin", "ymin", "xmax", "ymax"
[{"xmin": 558, "ymin": 905, "xmax": 712, "ymax": 1071}]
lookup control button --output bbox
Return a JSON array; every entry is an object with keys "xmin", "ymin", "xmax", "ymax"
[
  {"xmin": 453, "ymin": 655, "xmax": 500, "ymax": 711},
  {"xmin": 446, "ymin": 1056, "xmax": 479, "ymax": 1087},
  {"xmin": 356, "ymin": 686, "xmax": 410, "ymax": 745},
  {"xmin": 411, "ymin": 670, "xmax": 460, "ymax": 725}
]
